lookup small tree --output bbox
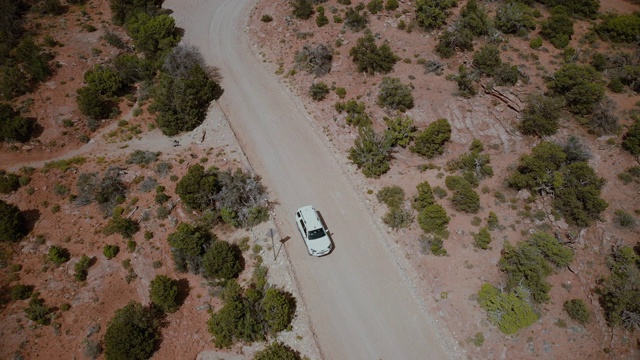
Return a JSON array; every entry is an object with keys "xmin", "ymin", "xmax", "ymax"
[
  {"xmin": 494, "ymin": 2, "xmax": 536, "ymax": 35},
  {"xmin": 349, "ymin": 31, "xmax": 399, "ymax": 75},
  {"xmin": 104, "ymin": 302, "xmax": 161, "ymax": 360},
  {"xmin": 103, "ymin": 245, "xmax": 120, "ymax": 260},
  {"xmin": 0, "ymin": 103, "xmax": 35, "ymax": 143},
  {"xmin": 564, "ymin": 299, "xmax": 590, "ymax": 325},
  {"xmin": 435, "ymin": 29, "xmax": 474, "ymax": 59},
  {"xmin": 168, "ymin": 223, "xmax": 215, "ymax": 273},
  {"xmin": 103, "ymin": 215, "xmax": 140, "ymax": 240},
  {"xmin": 383, "ymin": 115, "xmax": 416, "ymax": 148},
  {"xmin": 411, "ymin": 118, "xmax": 452, "ymax": 158},
  {"xmin": 519, "ymin": 94, "xmax": 564, "ymax": 137},
  {"xmin": 473, "ymin": 45, "xmax": 501, "ymax": 76},
  {"xmin": 376, "ymin": 77, "xmax": 414, "ymax": 112},
  {"xmin": 25, "ymin": 294, "xmax": 52, "ymax": 325},
  {"xmin": 202, "ymin": 241, "xmax": 242, "ymax": 282},
  {"xmin": 254, "ymin": 342, "xmax": 301, "ymax": 360},
  {"xmin": 75, "ymin": 255, "xmax": 93, "ymax": 281},
  {"xmin": 452, "ymin": 65, "xmax": 477, "ymax": 98},
  {"xmin": 0, "ymin": 199, "xmax": 26, "ymax": 243},
  {"xmin": 176, "ymin": 164, "xmax": 220, "ymax": 211},
  {"xmin": 291, "ymin": 0, "xmax": 314, "ymax": 19},
  {"xmin": 377, "ymin": 186, "xmax": 405, "ymax": 208},
  {"xmin": 477, "ymin": 283, "xmax": 538, "ymax": 334},
  {"xmin": 348, "ymin": 126, "xmax": 393, "ymax": 178},
  {"xmin": 261, "ymin": 288, "xmax": 296, "ymax": 334},
  {"xmin": 294, "ymin": 43, "xmax": 333, "ymax": 77},
  {"xmin": 414, "ymin": 0, "xmax": 456, "ymax": 30},
  {"xmin": 540, "ymin": 8, "xmax": 574, "ymax": 49},
  {"xmin": 48, "ymin": 246, "xmax": 70, "ymax": 265},
  {"xmin": 473, "ymin": 227, "xmax": 492, "ymax": 249},
  {"xmin": 335, "ymin": 100, "xmax": 371, "ymax": 127},
  {"xmin": 149, "ymin": 275, "xmax": 180, "ymax": 313},
  {"xmin": 309, "ymin": 82, "xmax": 330, "ymax": 101},
  {"xmin": 622, "ymin": 119, "xmax": 640, "ymax": 157},
  {"xmin": 417, "ymin": 204, "xmax": 450, "ymax": 234},
  {"xmin": 547, "ymin": 64, "xmax": 604, "ymax": 116},
  {"xmin": 412, "ymin": 181, "xmax": 435, "ymax": 212}
]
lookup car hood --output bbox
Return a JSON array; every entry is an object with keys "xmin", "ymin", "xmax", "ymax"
[{"xmin": 308, "ymin": 235, "xmax": 332, "ymax": 254}]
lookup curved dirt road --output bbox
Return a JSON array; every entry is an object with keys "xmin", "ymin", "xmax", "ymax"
[{"xmin": 165, "ymin": 0, "xmax": 450, "ymax": 359}]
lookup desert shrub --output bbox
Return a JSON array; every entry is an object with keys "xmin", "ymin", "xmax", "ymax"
[
  {"xmin": 254, "ymin": 342, "xmax": 301, "ymax": 360},
  {"xmin": 414, "ymin": 0, "xmax": 457, "ymax": 30},
  {"xmin": 125, "ymin": 13, "xmax": 181, "ymax": 60},
  {"xmin": 77, "ymin": 86, "xmax": 113, "ymax": 120},
  {"xmin": 477, "ymin": 283, "xmax": 538, "ymax": 334},
  {"xmin": 419, "ymin": 234, "xmax": 447, "ymax": 256},
  {"xmin": 435, "ymin": 28, "xmax": 474, "ymax": 59},
  {"xmin": 446, "ymin": 139, "xmax": 493, "ymax": 185},
  {"xmin": 564, "ymin": 299, "xmax": 590, "ymax": 325},
  {"xmin": 383, "ymin": 115, "xmax": 416, "ymax": 148},
  {"xmin": 113, "ymin": 53, "xmax": 155, "ymax": 84},
  {"xmin": 294, "ymin": 43, "xmax": 333, "ymax": 77},
  {"xmin": 500, "ymin": 232, "xmax": 574, "ymax": 303},
  {"xmin": 417, "ymin": 204, "xmax": 450, "ymax": 234},
  {"xmin": 25, "ymin": 295, "xmax": 52, "ymax": 325},
  {"xmin": 385, "ymin": 0, "xmax": 399, "ymax": 11},
  {"xmin": 519, "ymin": 94, "xmax": 564, "ymax": 137},
  {"xmin": 0, "ymin": 171, "xmax": 20, "ymax": 194},
  {"xmin": 529, "ymin": 36, "xmax": 543, "ymax": 49},
  {"xmin": 344, "ymin": 7, "xmax": 368, "ymax": 31},
  {"xmin": 109, "ymin": 0, "xmax": 164, "ymax": 26},
  {"xmin": 10, "ymin": 284, "xmax": 34, "ymax": 301},
  {"xmin": 473, "ymin": 227, "xmax": 492, "ymax": 249},
  {"xmin": 13, "ymin": 37, "xmax": 52, "ymax": 84},
  {"xmin": 316, "ymin": 12, "xmax": 329, "ymax": 27},
  {"xmin": 335, "ymin": 100, "xmax": 371, "ymax": 127},
  {"xmin": 103, "ymin": 215, "xmax": 140, "ymax": 240},
  {"xmin": 168, "ymin": 223, "xmax": 214, "ymax": 273},
  {"xmin": 412, "ymin": 181, "xmax": 435, "ymax": 212},
  {"xmin": 486, "ymin": 211, "xmax": 499, "ymax": 230},
  {"xmin": 291, "ymin": 0, "xmax": 314, "ymax": 19},
  {"xmin": 493, "ymin": 64, "xmax": 521, "ymax": 86},
  {"xmin": 377, "ymin": 186, "xmax": 405, "ymax": 208},
  {"xmin": 103, "ymin": 245, "xmax": 120, "ymax": 260},
  {"xmin": 622, "ymin": 119, "xmax": 640, "ymax": 157},
  {"xmin": 589, "ymin": 98, "xmax": 619, "ymax": 135},
  {"xmin": 213, "ymin": 168, "xmax": 269, "ymax": 228},
  {"xmin": 473, "ymin": 45, "xmax": 501, "ymax": 76},
  {"xmin": 450, "ymin": 182, "xmax": 480, "ymax": 213},
  {"xmin": 547, "ymin": 64, "xmax": 604, "ymax": 116},
  {"xmin": 151, "ymin": 64, "xmax": 222, "ymax": 136},
  {"xmin": 411, "ymin": 118, "xmax": 451, "ymax": 158},
  {"xmin": 349, "ymin": 31, "xmax": 399, "ymax": 75},
  {"xmin": 84, "ymin": 65, "xmax": 125, "ymax": 97},
  {"xmin": 176, "ymin": 164, "xmax": 219, "ymax": 211},
  {"xmin": 309, "ymin": 82, "xmax": 330, "ymax": 100},
  {"xmin": 0, "ymin": 103, "xmax": 35, "ymax": 143},
  {"xmin": 458, "ymin": 0, "xmax": 490, "ymax": 37},
  {"xmin": 367, "ymin": 0, "xmax": 383, "ymax": 14},
  {"xmin": 261, "ymin": 14, "xmax": 273, "ymax": 22},
  {"xmin": 609, "ymin": 78, "xmax": 625, "ymax": 93},
  {"xmin": 382, "ymin": 207, "xmax": 413, "ymax": 229},
  {"xmin": 451, "ymin": 65, "xmax": 477, "ymax": 97},
  {"xmin": 376, "ymin": 77, "xmax": 414, "ymax": 111},
  {"xmin": 596, "ymin": 13, "xmax": 640, "ymax": 43},
  {"xmin": 0, "ymin": 199, "xmax": 26, "ymax": 243},
  {"xmin": 261, "ymin": 288, "xmax": 296, "ymax": 333},
  {"xmin": 494, "ymin": 2, "xmax": 536, "ymax": 35},
  {"xmin": 202, "ymin": 241, "xmax": 242, "ymax": 282},
  {"xmin": 540, "ymin": 9, "xmax": 574, "ymax": 49},
  {"xmin": 102, "ymin": 30, "xmax": 126, "ymax": 49},
  {"xmin": 149, "ymin": 275, "xmax": 180, "ymax": 313},
  {"xmin": 48, "ymin": 246, "xmax": 70, "ymax": 265},
  {"xmin": 613, "ymin": 209, "xmax": 636, "ymax": 228},
  {"xmin": 348, "ymin": 126, "xmax": 393, "ymax": 178},
  {"xmin": 598, "ymin": 246, "xmax": 640, "ymax": 329},
  {"xmin": 104, "ymin": 301, "xmax": 161, "ymax": 360},
  {"xmin": 127, "ymin": 150, "xmax": 160, "ymax": 165},
  {"xmin": 74, "ymin": 255, "xmax": 93, "ymax": 281}
]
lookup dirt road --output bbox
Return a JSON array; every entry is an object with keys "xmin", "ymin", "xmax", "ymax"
[{"xmin": 165, "ymin": 0, "xmax": 450, "ymax": 358}]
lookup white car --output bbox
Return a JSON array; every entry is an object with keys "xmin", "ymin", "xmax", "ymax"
[{"xmin": 295, "ymin": 205, "xmax": 332, "ymax": 256}]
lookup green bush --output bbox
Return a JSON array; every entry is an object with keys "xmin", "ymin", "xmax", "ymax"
[
  {"xmin": 598, "ymin": 246, "xmax": 640, "ymax": 329},
  {"xmin": 103, "ymin": 245, "xmax": 120, "ymax": 260},
  {"xmin": 309, "ymin": 82, "xmax": 330, "ymax": 101},
  {"xmin": 445, "ymin": 140, "xmax": 493, "ymax": 185},
  {"xmin": 412, "ymin": 181, "xmax": 435, "ymax": 212},
  {"xmin": 126, "ymin": 150, "xmax": 159, "ymax": 165},
  {"xmin": 48, "ymin": 246, "xmax": 70, "ymax": 265},
  {"xmin": 84, "ymin": 65, "xmax": 125, "ymax": 97},
  {"xmin": 77, "ymin": 86, "xmax": 112, "ymax": 120},
  {"xmin": 214, "ymin": 168, "xmax": 269, "ymax": 229},
  {"xmin": 589, "ymin": 98, "xmax": 619, "ymax": 135},
  {"xmin": 564, "ymin": 299, "xmax": 590, "ymax": 325},
  {"xmin": 622, "ymin": 119, "xmax": 640, "ymax": 157},
  {"xmin": 0, "ymin": 171, "xmax": 20, "ymax": 194},
  {"xmin": 451, "ymin": 183, "xmax": 480, "ymax": 213},
  {"xmin": 410, "ymin": 118, "xmax": 451, "ymax": 158},
  {"xmin": 529, "ymin": 36, "xmax": 543, "ymax": 49},
  {"xmin": 202, "ymin": 241, "xmax": 242, "ymax": 282},
  {"xmin": 152, "ymin": 64, "xmax": 222, "ymax": 136},
  {"xmin": 0, "ymin": 103, "xmax": 35, "ymax": 143},
  {"xmin": 109, "ymin": 0, "xmax": 164, "ymax": 26},
  {"xmin": 486, "ymin": 211, "xmax": 499, "ymax": 230},
  {"xmin": 149, "ymin": 275, "xmax": 180, "ymax": 313},
  {"xmin": 335, "ymin": 100, "xmax": 371, "ymax": 127},
  {"xmin": 125, "ymin": 13, "xmax": 181, "ymax": 59},
  {"xmin": 547, "ymin": 64, "xmax": 604, "ymax": 116},
  {"xmin": 382, "ymin": 207, "xmax": 413, "ymax": 229},
  {"xmin": 519, "ymin": 94, "xmax": 564, "ymax": 137},
  {"xmin": 376, "ymin": 77, "xmax": 414, "ymax": 111},
  {"xmin": 477, "ymin": 283, "xmax": 538, "ymax": 334},
  {"xmin": 495, "ymin": 2, "xmax": 536, "ymax": 35},
  {"xmin": 104, "ymin": 301, "xmax": 161, "ymax": 360},
  {"xmin": 596, "ymin": 13, "xmax": 640, "ymax": 43},
  {"xmin": 349, "ymin": 31, "xmax": 399, "ymax": 75},
  {"xmin": 417, "ymin": 204, "xmax": 450, "ymax": 234},
  {"xmin": 10, "ymin": 284, "xmax": 34, "ymax": 301},
  {"xmin": 261, "ymin": 288, "xmax": 296, "ymax": 333},
  {"xmin": 348, "ymin": 126, "xmax": 392, "ymax": 178},
  {"xmin": 25, "ymin": 295, "xmax": 52, "ymax": 325},
  {"xmin": 473, "ymin": 227, "xmax": 492, "ymax": 249},
  {"xmin": 261, "ymin": 14, "xmax": 273, "ymax": 23},
  {"xmin": 540, "ymin": 10, "xmax": 574, "ymax": 49},
  {"xmin": 472, "ymin": 45, "xmax": 501, "ymax": 76},
  {"xmin": 0, "ymin": 199, "xmax": 26, "ymax": 243},
  {"xmin": 367, "ymin": 0, "xmax": 384, "ymax": 14},
  {"xmin": 500, "ymin": 232, "xmax": 574, "ymax": 303},
  {"xmin": 291, "ymin": 0, "xmax": 314, "ymax": 19},
  {"xmin": 103, "ymin": 215, "xmax": 140, "ymax": 240},
  {"xmin": 435, "ymin": 29, "xmax": 474, "ymax": 58},
  {"xmin": 74, "ymin": 255, "xmax": 93, "ymax": 281},
  {"xmin": 377, "ymin": 186, "xmax": 405, "ymax": 208},
  {"xmin": 176, "ymin": 164, "xmax": 220, "ymax": 211},
  {"xmin": 344, "ymin": 7, "xmax": 368, "ymax": 32},
  {"xmin": 452, "ymin": 65, "xmax": 477, "ymax": 97},
  {"xmin": 383, "ymin": 115, "xmax": 416, "ymax": 148},
  {"xmin": 613, "ymin": 209, "xmax": 636, "ymax": 228},
  {"xmin": 316, "ymin": 13, "xmax": 329, "ymax": 27},
  {"xmin": 458, "ymin": 0, "xmax": 490, "ymax": 37},
  {"xmin": 168, "ymin": 223, "xmax": 215, "ymax": 273},
  {"xmin": 414, "ymin": 0, "xmax": 457, "ymax": 30},
  {"xmin": 254, "ymin": 342, "xmax": 301, "ymax": 360},
  {"xmin": 385, "ymin": 0, "xmax": 399, "ymax": 11}
]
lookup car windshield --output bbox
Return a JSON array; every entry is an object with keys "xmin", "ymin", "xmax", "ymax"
[{"xmin": 308, "ymin": 228, "xmax": 326, "ymax": 240}]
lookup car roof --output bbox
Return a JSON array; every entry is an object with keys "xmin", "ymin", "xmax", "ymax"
[{"xmin": 297, "ymin": 205, "xmax": 323, "ymax": 229}]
